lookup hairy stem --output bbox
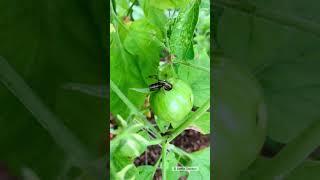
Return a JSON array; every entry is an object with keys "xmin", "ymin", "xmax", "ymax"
[
  {"xmin": 173, "ymin": 60, "xmax": 210, "ymax": 73},
  {"xmin": 171, "ymin": 144, "xmax": 192, "ymax": 159},
  {"xmin": 161, "ymin": 142, "xmax": 168, "ymax": 180},
  {"xmin": 152, "ymin": 151, "xmax": 162, "ymax": 178}
]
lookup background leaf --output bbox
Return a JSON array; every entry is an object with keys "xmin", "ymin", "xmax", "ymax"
[
  {"xmin": 213, "ymin": 60, "xmax": 266, "ymax": 179},
  {"xmin": 0, "ymin": 0, "xmax": 106, "ymax": 178},
  {"xmin": 286, "ymin": 160, "xmax": 320, "ymax": 180},
  {"xmin": 215, "ymin": 0, "xmax": 320, "ymax": 143}
]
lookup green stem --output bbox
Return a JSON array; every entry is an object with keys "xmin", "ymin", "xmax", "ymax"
[
  {"xmin": 152, "ymin": 152, "xmax": 162, "ymax": 178},
  {"xmin": 167, "ymin": 99, "xmax": 210, "ymax": 142},
  {"xmin": 110, "ymin": 80, "xmax": 139, "ymax": 114},
  {"xmin": 173, "ymin": 60, "xmax": 210, "ymax": 73},
  {"xmin": 110, "ymin": 80, "xmax": 161, "ymax": 139},
  {"xmin": 149, "ymin": 139, "xmax": 165, "ymax": 146},
  {"xmin": 248, "ymin": 119, "xmax": 320, "ymax": 179},
  {"xmin": 161, "ymin": 142, "xmax": 168, "ymax": 180},
  {"xmin": 126, "ymin": 0, "xmax": 138, "ymax": 17},
  {"xmin": 111, "ymin": 0, "xmax": 117, "ymax": 15},
  {"xmin": 171, "ymin": 144, "xmax": 192, "ymax": 159},
  {"xmin": 110, "ymin": 0, "xmax": 129, "ymax": 32}
]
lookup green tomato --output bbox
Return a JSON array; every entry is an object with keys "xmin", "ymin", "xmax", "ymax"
[
  {"xmin": 150, "ymin": 78, "xmax": 193, "ymax": 123},
  {"xmin": 213, "ymin": 61, "xmax": 267, "ymax": 179}
]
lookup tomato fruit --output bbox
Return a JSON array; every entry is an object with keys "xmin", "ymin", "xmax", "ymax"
[
  {"xmin": 213, "ymin": 61, "xmax": 267, "ymax": 179},
  {"xmin": 150, "ymin": 78, "xmax": 193, "ymax": 123}
]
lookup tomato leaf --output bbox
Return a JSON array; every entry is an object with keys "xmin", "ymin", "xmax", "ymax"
[
  {"xmin": 155, "ymin": 117, "xmax": 171, "ymax": 133},
  {"xmin": 177, "ymin": 45, "xmax": 210, "ymax": 107},
  {"xmin": 139, "ymin": 0, "xmax": 168, "ymax": 35},
  {"xmin": 111, "ymin": 124, "xmax": 148, "ymax": 179},
  {"xmin": 124, "ymin": 19, "xmax": 163, "ymax": 85},
  {"xmin": 189, "ymin": 112, "xmax": 210, "ymax": 134},
  {"xmin": 164, "ymin": 150, "xmax": 181, "ymax": 180},
  {"xmin": 110, "ymin": 28, "xmax": 146, "ymax": 118},
  {"xmin": 136, "ymin": 166, "xmax": 154, "ymax": 179},
  {"xmin": 169, "ymin": 0, "xmax": 200, "ymax": 61},
  {"xmin": 188, "ymin": 147, "xmax": 210, "ymax": 180},
  {"xmin": 148, "ymin": 0, "xmax": 190, "ymax": 10}
]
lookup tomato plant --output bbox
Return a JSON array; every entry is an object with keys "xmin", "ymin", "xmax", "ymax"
[{"xmin": 110, "ymin": 0, "xmax": 210, "ymax": 179}]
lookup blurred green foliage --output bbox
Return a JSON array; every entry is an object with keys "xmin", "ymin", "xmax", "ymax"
[{"xmin": 0, "ymin": 0, "xmax": 106, "ymax": 179}]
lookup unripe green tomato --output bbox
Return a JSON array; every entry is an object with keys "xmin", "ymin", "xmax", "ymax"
[
  {"xmin": 150, "ymin": 78, "xmax": 193, "ymax": 123},
  {"xmin": 213, "ymin": 61, "xmax": 267, "ymax": 180}
]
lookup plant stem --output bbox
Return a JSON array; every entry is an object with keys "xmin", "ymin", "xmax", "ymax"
[
  {"xmin": 170, "ymin": 144, "xmax": 192, "ymax": 159},
  {"xmin": 173, "ymin": 60, "xmax": 210, "ymax": 73},
  {"xmin": 248, "ymin": 119, "xmax": 320, "ymax": 179},
  {"xmin": 110, "ymin": 0, "xmax": 129, "ymax": 32},
  {"xmin": 110, "ymin": 80, "xmax": 139, "ymax": 114},
  {"xmin": 167, "ymin": 99, "xmax": 210, "ymax": 142},
  {"xmin": 111, "ymin": 0, "xmax": 117, "ymax": 15},
  {"xmin": 161, "ymin": 142, "xmax": 168, "ymax": 180},
  {"xmin": 110, "ymin": 16, "xmax": 160, "ymax": 139},
  {"xmin": 110, "ymin": 80, "xmax": 162, "ymax": 139},
  {"xmin": 127, "ymin": 0, "xmax": 138, "ymax": 17},
  {"xmin": 152, "ymin": 150, "xmax": 162, "ymax": 178}
]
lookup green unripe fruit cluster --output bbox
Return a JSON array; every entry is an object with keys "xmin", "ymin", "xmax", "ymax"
[{"xmin": 150, "ymin": 78, "xmax": 194, "ymax": 123}]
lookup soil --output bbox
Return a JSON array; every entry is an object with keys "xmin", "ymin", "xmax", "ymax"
[
  {"xmin": 110, "ymin": 114, "xmax": 209, "ymax": 180},
  {"xmin": 133, "ymin": 130, "xmax": 209, "ymax": 166},
  {"xmin": 134, "ymin": 130, "xmax": 209, "ymax": 180}
]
